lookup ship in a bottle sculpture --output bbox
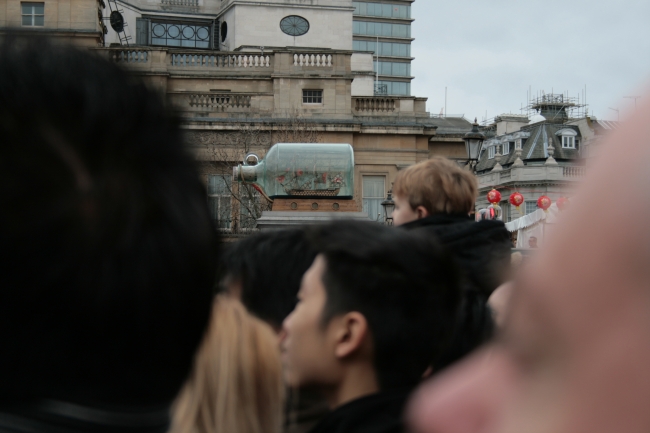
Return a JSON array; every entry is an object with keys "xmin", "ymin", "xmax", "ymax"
[{"xmin": 233, "ymin": 143, "xmax": 354, "ymax": 199}]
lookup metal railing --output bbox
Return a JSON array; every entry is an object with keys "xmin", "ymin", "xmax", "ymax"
[{"xmin": 374, "ymin": 83, "xmax": 388, "ymax": 95}]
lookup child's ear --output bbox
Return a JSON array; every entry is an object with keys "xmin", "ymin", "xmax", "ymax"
[
  {"xmin": 333, "ymin": 312, "xmax": 369, "ymax": 359},
  {"xmin": 416, "ymin": 206, "xmax": 430, "ymax": 219}
]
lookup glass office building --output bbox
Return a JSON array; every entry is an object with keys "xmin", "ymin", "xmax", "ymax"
[{"xmin": 352, "ymin": 1, "xmax": 414, "ymax": 96}]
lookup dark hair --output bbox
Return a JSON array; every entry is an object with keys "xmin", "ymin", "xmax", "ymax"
[
  {"xmin": 221, "ymin": 228, "xmax": 317, "ymax": 329},
  {"xmin": 306, "ymin": 221, "xmax": 461, "ymax": 390},
  {"xmin": 433, "ymin": 290, "xmax": 494, "ymax": 372},
  {"xmin": 0, "ymin": 37, "xmax": 219, "ymax": 406}
]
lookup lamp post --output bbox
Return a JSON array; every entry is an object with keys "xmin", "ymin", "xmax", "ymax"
[
  {"xmin": 462, "ymin": 118, "xmax": 485, "ymax": 173},
  {"xmin": 381, "ymin": 190, "xmax": 395, "ymax": 225}
]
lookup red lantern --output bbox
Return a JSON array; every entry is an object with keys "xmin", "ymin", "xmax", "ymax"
[
  {"xmin": 487, "ymin": 189, "xmax": 502, "ymax": 205},
  {"xmin": 509, "ymin": 192, "xmax": 524, "ymax": 210},
  {"xmin": 537, "ymin": 195, "xmax": 552, "ymax": 212},
  {"xmin": 557, "ymin": 197, "xmax": 569, "ymax": 211}
]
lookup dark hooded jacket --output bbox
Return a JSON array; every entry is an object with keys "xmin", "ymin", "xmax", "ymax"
[
  {"xmin": 401, "ymin": 214, "xmax": 511, "ymax": 296},
  {"xmin": 308, "ymin": 391, "xmax": 410, "ymax": 433},
  {"xmin": 401, "ymin": 214, "xmax": 511, "ymax": 369}
]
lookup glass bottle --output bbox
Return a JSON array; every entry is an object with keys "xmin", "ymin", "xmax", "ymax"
[{"xmin": 233, "ymin": 143, "xmax": 354, "ymax": 199}]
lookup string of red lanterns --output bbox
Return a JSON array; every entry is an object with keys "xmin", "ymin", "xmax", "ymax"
[{"xmin": 484, "ymin": 190, "xmax": 571, "ymax": 216}]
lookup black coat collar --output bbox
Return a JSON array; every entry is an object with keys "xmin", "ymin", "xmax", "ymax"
[{"xmin": 309, "ymin": 390, "xmax": 410, "ymax": 433}]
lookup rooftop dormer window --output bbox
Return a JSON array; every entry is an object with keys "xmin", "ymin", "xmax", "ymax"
[
  {"xmin": 488, "ymin": 146, "xmax": 495, "ymax": 159},
  {"xmin": 556, "ymin": 128, "xmax": 578, "ymax": 149}
]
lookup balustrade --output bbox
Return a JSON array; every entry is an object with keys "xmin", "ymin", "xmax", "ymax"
[
  {"xmin": 171, "ymin": 53, "xmax": 270, "ymax": 68},
  {"xmin": 354, "ymin": 98, "xmax": 396, "ymax": 113},
  {"xmin": 293, "ymin": 53, "xmax": 333, "ymax": 67},
  {"xmin": 563, "ymin": 166, "xmax": 586, "ymax": 177},
  {"xmin": 161, "ymin": 0, "xmax": 198, "ymax": 5},
  {"xmin": 110, "ymin": 50, "xmax": 149, "ymax": 64},
  {"xmin": 188, "ymin": 94, "xmax": 252, "ymax": 111}
]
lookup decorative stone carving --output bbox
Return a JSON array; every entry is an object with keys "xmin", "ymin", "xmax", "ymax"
[
  {"xmin": 512, "ymin": 147, "xmax": 524, "ymax": 167},
  {"xmin": 545, "ymin": 144, "xmax": 558, "ymax": 166},
  {"xmin": 492, "ymin": 150, "xmax": 503, "ymax": 172}
]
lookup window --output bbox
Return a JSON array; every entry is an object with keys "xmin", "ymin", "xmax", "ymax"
[
  {"xmin": 207, "ymin": 175, "xmax": 232, "ymax": 229},
  {"xmin": 525, "ymin": 201, "xmax": 537, "ymax": 215},
  {"xmin": 220, "ymin": 21, "xmax": 228, "ymax": 42},
  {"xmin": 22, "ymin": 2, "xmax": 44, "ymax": 26},
  {"xmin": 302, "ymin": 90, "xmax": 323, "ymax": 104},
  {"xmin": 353, "ymin": 2, "xmax": 411, "ymax": 19},
  {"xmin": 488, "ymin": 146, "xmax": 496, "ymax": 159},
  {"xmin": 353, "ymin": 21, "xmax": 411, "ymax": 38},
  {"xmin": 362, "ymin": 176, "xmax": 386, "ymax": 222},
  {"xmin": 151, "ymin": 21, "xmax": 211, "ymax": 48},
  {"xmin": 353, "ymin": 40, "xmax": 411, "ymax": 57},
  {"xmin": 503, "ymin": 142, "xmax": 512, "ymax": 155},
  {"xmin": 239, "ymin": 187, "xmax": 264, "ymax": 229},
  {"xmin": 280, "ymin": 15, "xmax": 310, "ymax": 37},
  {"xmin": 562, "ymin": 136, "xmax": 575, "ymax": 149},
  {"xmin": 375, "ymin": 80, "xmax": 410, "ymax": 96},
  {"xmin": 373, "ymin": 60, "xmax": 411, "ymax": 77}
]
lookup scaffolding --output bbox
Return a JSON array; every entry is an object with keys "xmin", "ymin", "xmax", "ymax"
[
  {"xmin": 524, "ymin": 91, "xmax": 587, "ymax": 122},
  {"xmin": 480, "ymin": 89, "xmax": 589, "ymax": 127}
]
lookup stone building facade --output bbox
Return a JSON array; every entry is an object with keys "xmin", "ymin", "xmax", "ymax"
[
  {"xmin": 2, "ymin": 0, "xmax": 474, "ymax": 229},
  {"xmin": 96, "ymin": 45, "xmax": 469, "ymax": 228},
  {"xmin": 0, "ymin": 0, "xmax": 105, "ymax": 46}
]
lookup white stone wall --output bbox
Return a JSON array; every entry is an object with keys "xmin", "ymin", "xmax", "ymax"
[
  {"xmin": 224, "ymin": 4, "xmax": 352, "ymax": 51},
  {"xmin": 351, "ymin": 52, "xmax": 374, "ymax": 96},
  {"xmin": 351, "ymin": 52, "xmax": 373, "ymax": 71},
  {"xmin": 219, "ymin": 7, "xmax": 236, "ymax": 50},
  {"xmin": 351, "ymin": 76, "xmax": 374, "ymax": 96}
]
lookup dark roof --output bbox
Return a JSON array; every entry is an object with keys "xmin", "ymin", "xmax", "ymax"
[
  {"xmin": 425, "ymin": 117, "xmax": 473, "ymax": 135},
  {"xmin": 475, "ymin": 122, "xmax": 581, "ymax": 172}
]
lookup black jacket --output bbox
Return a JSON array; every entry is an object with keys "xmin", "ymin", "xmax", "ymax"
[
  {"xmin": 401, "ymin": 214, "xmax": 511, "ymax": 297},
  {"xmin": 401, "ymin": 214, "xmax": 511, "ymax": 369},
  {"xmin": 0, "ymin": 401, "xmax": 169, "ymax": 433},
  {"xmin": 308, "ymin": 391, "xmax": 410, "ymax": 433}
]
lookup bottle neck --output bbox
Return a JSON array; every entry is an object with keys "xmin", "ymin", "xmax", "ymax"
[{"xmin": 234, "ymin": 164, "xmax": 259, "ymax": 183}]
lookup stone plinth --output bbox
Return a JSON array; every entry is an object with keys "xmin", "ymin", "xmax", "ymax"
[
  {"xmin": 271, "ymin": 198, "xmax": 359, "ymax": 212},
  {"xmin": 256, "ymin": 211, "xmax": 371, "ymax": 231}
]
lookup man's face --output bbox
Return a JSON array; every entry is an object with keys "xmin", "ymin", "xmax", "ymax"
[
  {"xmin": 528, "ymin": 237, "xmax": 538, "ymax": 248},
  {"xmin": 281, "ymin": 255, "xmax": 341, "ymax": 388},
  {"xmin": 393, "ymin": 194, "xmax": 420, "ymax": 226}
]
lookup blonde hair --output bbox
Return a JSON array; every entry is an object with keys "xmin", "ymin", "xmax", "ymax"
[
  {"xmin": 393, "ymin": 157, "xmax": 477, "ymax": 215},
  {"xmin": 171, "ymin": 295, "xmax": 284, "ymax": 433}
]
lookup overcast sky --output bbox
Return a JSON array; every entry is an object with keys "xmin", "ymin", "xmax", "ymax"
[{"xmin": 410, "ymin": 0, "xmax": 650, "ymax": 123}]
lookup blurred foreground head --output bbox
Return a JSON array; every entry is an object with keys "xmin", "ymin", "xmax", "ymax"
[
  {"xmin": 0, "ymin": 37, "xmax": 219, "ymax": 417},
  {"xmin": 408, "ymin": 95, "xmax": 650, "ymax": 433}
]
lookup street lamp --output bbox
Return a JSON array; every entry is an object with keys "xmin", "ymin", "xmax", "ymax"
[
  {"xmin": 463, "ymin": 118, "xmax": 485, "ymax": 172},
  {"xmin": 381, "ymin": 190, "xmax": 395, "ymax": 225}
]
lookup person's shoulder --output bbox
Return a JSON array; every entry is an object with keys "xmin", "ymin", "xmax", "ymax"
[{"xmin": 308, "ymin": 392, "xmax": 408, "ymax": 433}]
